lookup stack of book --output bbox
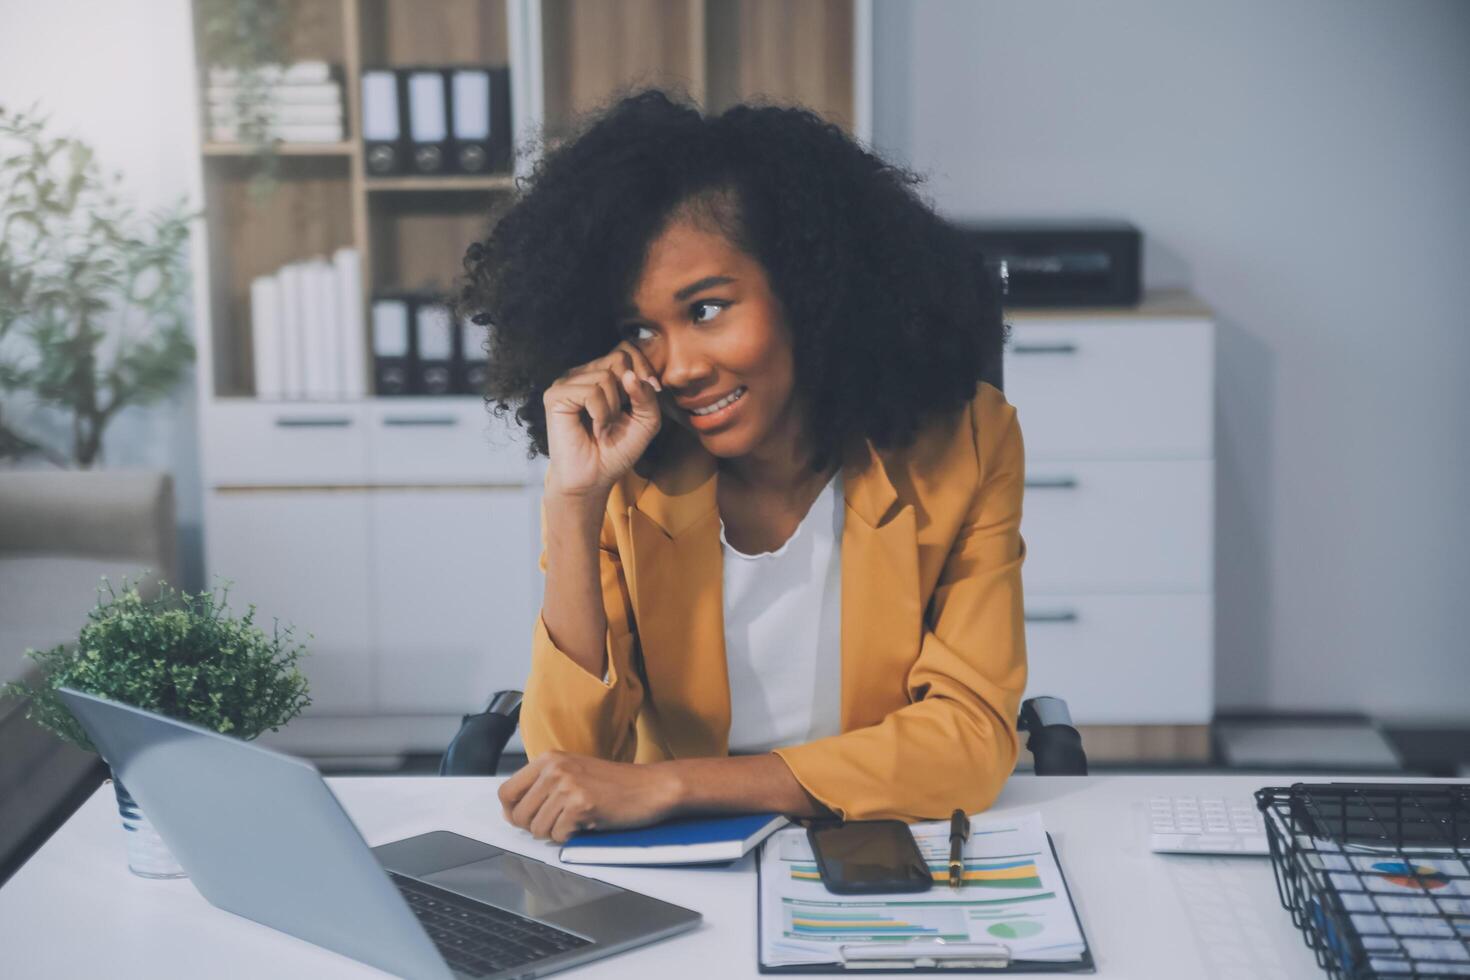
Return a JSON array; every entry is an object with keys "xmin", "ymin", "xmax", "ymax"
[
  {"xmin": 207, "ymin": 61, "xmax": 345, "ymax": 144},
  {"xmin": 249, "ymin": 249, "xmax": 368, "ymax": 401}
]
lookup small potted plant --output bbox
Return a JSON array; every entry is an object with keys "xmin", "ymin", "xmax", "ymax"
[{"xmin": 1, "ymin": 579, "xmax": 311, "ymax": 878}]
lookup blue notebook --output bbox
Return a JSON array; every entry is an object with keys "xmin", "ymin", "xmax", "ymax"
[{"xmin": 559, "ymin": 813, "xmax": 789, "ymax": 866}]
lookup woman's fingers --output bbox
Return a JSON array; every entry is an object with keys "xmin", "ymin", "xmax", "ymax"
[
  {"xmin": 580, "ymin": 384, "xmax": 614, "ymax": 436},
  {"xmin": 552, "ymin": 371, "xmax": 631, "ymax": 438},
  {"xmin": 527, "ymin": 791, "xmax": 567, "ymax": 840},
  {"xmin": 544, "ymin": 377, "xmax": 598, "ymax": 417},
  {"xmin": 498, "ymin": 755, "xmax": 543, "ymax": 817},
  {"xmin": 550, "ymin": 807, "xmax": 587, "ymax": 844},
  {"xmin": 621, "ymin": 370, "xmax": 660, "ymax": 427},
  {"xmin": 594, "ymin": 371, "xmax": 626, "ymax": 428},
  {"xmin": 542, "ymin": 345, "xmax": 662, "ymax": 497},
  {"xmin": 564, "ymin": 345, "xmax": 661, "ymax": 393},
  {"xmin": 617, "ymin": 343, "xmax": 662, "ymax": 391},
  {"xmin": 531, "ymin": 779, "xmax": 592, "ymax": 843},
  {"xmin": 509, "ymin": 770, "xmax": 555, "ymax": 830}
]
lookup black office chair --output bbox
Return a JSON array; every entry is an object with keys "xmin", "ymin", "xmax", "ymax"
[{"xmin": 440, "ymin": 692, "xmax": 1086, "ymax": 778}]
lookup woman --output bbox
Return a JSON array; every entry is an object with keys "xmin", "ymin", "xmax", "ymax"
[{"xmin": 459, "ymin": 90, "xmax": 1026, "ymax": 843}]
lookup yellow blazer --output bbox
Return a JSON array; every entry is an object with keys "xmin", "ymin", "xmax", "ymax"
[{"xmin": 522, "ymin": 382, "xmax": 1028, "ymax": 822}]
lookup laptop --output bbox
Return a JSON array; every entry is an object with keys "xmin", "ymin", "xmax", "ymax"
[{"xmin": 58, "ymin": 687, "xmax": 701, "ymax": 979}]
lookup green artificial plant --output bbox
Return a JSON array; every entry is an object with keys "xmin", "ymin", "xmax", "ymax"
[
  {"xmin": 0, "ymin": 105, "xmax": 196, "ymax": 468},
  {"xmin": 1, "ymin": 579, "xmax": 312, "ymax": 754}
]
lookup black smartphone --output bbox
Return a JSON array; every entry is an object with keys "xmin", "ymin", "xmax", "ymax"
[{"xmin": 806, "ymin": 820, "xmax": 933, "ymax": 895}]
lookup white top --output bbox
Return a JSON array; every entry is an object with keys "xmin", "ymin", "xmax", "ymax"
[{"xmin": 720, "ymin": 474, "xmax": 844, "ymax": 754}]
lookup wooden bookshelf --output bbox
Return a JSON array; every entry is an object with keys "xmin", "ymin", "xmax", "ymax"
[
  {"xmin": 195, "ymin": 0, "xmax": 360, "ymax": 397},
  {"xmin": 191, "ymin": 0, "xmax": 865, "ymax": 400},
  {"xmin": 704, "ymin": 0, "xmax": 854, "ymax": 127},
  {"xmin": 540, "ymin": 0, "xmax": 855, "ymax": 140},
  {"xmin": 367, "ymin": 188, "xmax": 506, "ymax": 292},
  {"xmin": 365, "ymin": 175, "xmax": 517, "ymax": 192},
  {"xmin": 183, "ymin": 0, "xmax": 872, "ymax": 753},
  {"xmin": 540, "ymin": 0, "xmax": 707, "ymax": 137},
  {"xmin": 202, "ymin": 141, "xmax": 356, "ymax": 157}
]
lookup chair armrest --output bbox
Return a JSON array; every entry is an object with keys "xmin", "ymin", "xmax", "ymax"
[
  {"xmin": 439, "ymin": 691, "xmax": 523, "ymax": 776},
  {"xmin": 1019, "ymin": 696, "xmax": 1089, "ymax": 776}
]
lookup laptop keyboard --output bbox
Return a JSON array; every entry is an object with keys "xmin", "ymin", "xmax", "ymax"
[{"xmin": 390, "ymin": 872, "xmax": 592, "ymax": 977}]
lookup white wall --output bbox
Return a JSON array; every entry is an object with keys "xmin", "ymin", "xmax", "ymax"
[
  {"xmin": 0, "ymin": 0, "xmax": 205, "ymax": 589},
  {"xmin": 874, "ymin": 0, "xmax": 1470, "ymax": 720}
]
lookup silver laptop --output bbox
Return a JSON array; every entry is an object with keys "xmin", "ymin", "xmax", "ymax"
[{"xmin": 58, "ymin": 687, "xmax": 700, "ymax": 979}]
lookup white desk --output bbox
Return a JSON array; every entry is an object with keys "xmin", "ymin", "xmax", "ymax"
[{"xmin": 7, "ymin": 773, "xmax": 1443, "ymax": 979}]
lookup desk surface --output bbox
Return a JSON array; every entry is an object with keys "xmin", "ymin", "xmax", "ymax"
[{"xmin": 6, "ymin": 773, "xmax": 1456, "ymax": 979}]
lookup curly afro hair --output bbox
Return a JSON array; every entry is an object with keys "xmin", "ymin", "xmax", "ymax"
[{"xmin": 458, "ymin": 88, "xmax": 1003, "ymax": 472}]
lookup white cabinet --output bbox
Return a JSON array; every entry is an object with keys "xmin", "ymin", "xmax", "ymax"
[
  {"xmin": 204, "ymin": 403, "xmax": 371, "ymax": 486},
  {"xmin": 1003, "ymin": 318, "xmax": 1213, "ymax": 460},
  {"xmin": 1022, "ymin": 593, "xmax": 1214, "ymax": 724},
  {"xmin": 367, "ymin": 401, "xmax": 533, "ymax": 485},
  {"xmin": 1005, "ymin": 292, "xmax": 1215, "ymax": 729},
  {"xmin": 371, "ymin": 488, "xmax": 537, "ymax": 714},
  {"xmin": 205, "ymin": 490, "xmax": 375, "ymax": 713},
  {"xmin": 201, "ymin": 399, "xmax": 543, "ymax": 755},
  {"xmin": 1021, "ymin": 459, "xmax": 1213, "ymax": 593}
]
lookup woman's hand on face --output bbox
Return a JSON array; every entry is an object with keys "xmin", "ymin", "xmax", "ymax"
[
  {"xmin": 543, "ymin": 342, "xmax": 662, "ymax": 500},
  {"xmin": 497, "ymin": 751, "xmax": 681, "ymax": 843}
]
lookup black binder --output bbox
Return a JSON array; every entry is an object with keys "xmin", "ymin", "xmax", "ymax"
[
  {"xmin": 361, "ymin": 69, "xmax": 404, "ymax": 176},
  {"xmin": 448, "ymin": 67, "xmax": 511, "ymax": 174},
  {"xmin": 405, "ymin": 68, "xmax": 449, "ymax": 175},
  {"xmin": 371, "ymin": 293, "xmax": 414, "ymax": 396},
  {"xmin": 486, "ymin": 66, "xmax": 512, "ymax": 173},
  {"xmin": 756, "ymin": 833, "xmax": 1095, "ymax": 974},
  {"xmin": 414, "ymin": 299, "xmax": 455, "ymax": 395}
]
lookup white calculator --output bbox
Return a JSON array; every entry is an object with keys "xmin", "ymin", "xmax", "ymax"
[{"xmin": 1148, "ymin": 795, "xmax": 1270, "ymax": 855}]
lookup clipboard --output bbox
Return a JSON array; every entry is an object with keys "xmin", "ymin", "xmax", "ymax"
[{"xmin": 756, "ymin": 832, "xmax": 1095, "ymax": 973}]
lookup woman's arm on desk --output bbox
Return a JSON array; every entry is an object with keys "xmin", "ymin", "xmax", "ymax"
[{"xmin": 498, "ymin": 752, "xmax": 828, "ymax": 842}]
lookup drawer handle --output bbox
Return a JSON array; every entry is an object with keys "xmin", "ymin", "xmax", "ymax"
[
  {"xmin": 274, "ymin": 417, "xmax": 353, "ymax": 428},
  {"xmin": 1011, "ymin": 342, "xmax": 1078, "ymax": 355},
  {"xmin": 1025, "ymin": 610, "xmax": 1080, "ymax": 624},
  {"xmin": 1025, "ymin": 477, "xmax": 1079, "ymax": 490},
  {"xmin": 382, "ymin": 416, "xmax": 459, "ymax": 428}
]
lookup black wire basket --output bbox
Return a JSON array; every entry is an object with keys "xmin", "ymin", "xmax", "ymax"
[{"xmin": 1255, "ymin": 783, "xmax": 1470, "ymax": 978}]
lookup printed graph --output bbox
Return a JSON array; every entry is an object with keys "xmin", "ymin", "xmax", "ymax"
[
  {"xmin": 931, "ymin": 858, "xmax": 1042, "ymax": 888},
  {"xmin": 787, "ymin": 857, "xmax": 1041, "ymax": 889},
  {"xmin": 783, "ymin": 902, "xmax": 969, "ymax": 942},
  {"xmin": 986, "ymin": 919, "xmax": 1045, "ymax": 940},
  {"xmin": 1371, "ymin": 862, "xmax": 1452, "ymax": 891}
]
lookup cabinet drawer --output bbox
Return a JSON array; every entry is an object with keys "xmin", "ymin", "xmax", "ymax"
[
  {"xmin": 1021, "ymin": 459, "xmax": 1213, "ymax": 594},
  {"xmin": 368, "ymin": 400, "xmax": 533, "ymax": 484},
  {"xmin": 1022, "ymin": 593, "xmax": 1213, "ymax": 725},
  {"xmin": 205, "ymin": 402, "xmax": 370, "ymax": 485},
  {"xmin": 1004, "ymin": 319, "xmax": 1213, "ymax": 459}
]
